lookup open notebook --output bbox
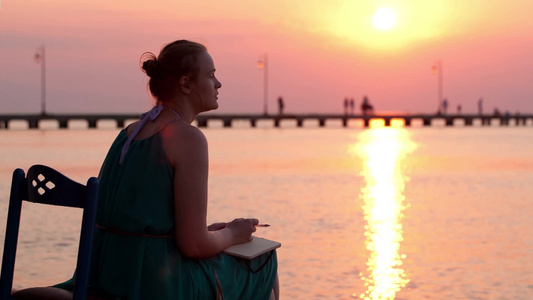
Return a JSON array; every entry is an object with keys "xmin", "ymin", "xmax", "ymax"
[{"xmin": 223, "ymin": 237, "xmax": 281, "ymax": 259}]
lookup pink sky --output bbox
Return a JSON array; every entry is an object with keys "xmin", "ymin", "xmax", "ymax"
[{"xmin": 1, "ymin": 0, "xmax": 532, "ymax": 114}]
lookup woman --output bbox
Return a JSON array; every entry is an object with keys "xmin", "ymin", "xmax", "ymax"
[{"xmin": 14, "ymin": 40, "xmax": 279, "ymax": 300}]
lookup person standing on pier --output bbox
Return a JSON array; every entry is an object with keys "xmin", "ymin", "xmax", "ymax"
[
  {"xmin": 13, "ymin": 39, "xmax": 279, "ymax": 300},
  {"xmin": 478, "ymin": 97, "xmax": 483, "ymax": 115},
  {"xmin": 442, "ymin": 98, "xmax": 449, "ymax": 114},
  {"xmin": 361, "ymin": 95, "xmax": 374, "ymax": 116},
  {"xmin": 278, "ymin": 96, "xmax": 285, "ymax": 115},
  {"xmin": 343, "ymin": 97, "xmax": 349, "ymax": 115},
  {"xmin": 349, "ymin": 98, "xmax": 355, "ymax": 115}
]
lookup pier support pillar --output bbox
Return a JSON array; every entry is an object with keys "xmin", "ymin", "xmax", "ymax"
[
  {"xmin": 342, "ymin": 118, "xmax": 347, "ymax": 127},
  {"xmin": 404, "ymin": 118, "xmax": 411, "ymax": 127},
  {"xmin": 465, "ymin": 118, "xmax": 473, "ymax": 126},
  {"xmin": 501, "ymin": 118, "xmax": 509, "ymax": 126},
  {"xmin": 423, "ymin": 118, "xmax": 431, "ymax": 126},
  {"xmin": 274, "ymin": 119, "xmax": 280, "ymax": 127},
  {"xmin": 384, "ymin": 119, "xmax": 391, "ymax": 127},
  {"xmin": 88, "ymin": 120, "xmax": 97, "ymax": 128},
  {"xmin": 59, "ymin": 120, "xmax": 68, "ymax": 128},
  {"xmin": 29, "ymin": 120, "xmax": 39, "ymax": 129},
  {"xmin": 117, "ymin": 119, "xmax": 125, "ymax": 128},
  {"xmin": 364, "ymin": 119, "xmax": 370, "ymax": 128},
  {"xmin": 223, "ymin": 120, "xmax": 232, "ymax": 127},
  {"xmin": 197, "ymin": 120, "xmax": 207, "ymax": 127},
  {"xmin": 445, "ymin": 118, "xmax": 454, "ymax": 126},
  {"xmin": 319, "ymin": 119, "xmax": 325, "ymax": 127},
  {"xmin": 297, "ymin": 119, "xmax": 303, "ymax": 127},
  {"xmin": 250, "ymin": 120, "xmax": 257, "ymax": 127}
]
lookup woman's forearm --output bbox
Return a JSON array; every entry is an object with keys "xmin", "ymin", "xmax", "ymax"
[
  {"xmin": 207, "ymin": 222, "xmax": 227, "ymax": 231},
  {"xmin": 178, "ymin": 227, "xmax": 235, "ymax": 258}
]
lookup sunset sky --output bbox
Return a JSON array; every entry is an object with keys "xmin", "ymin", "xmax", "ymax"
[{"xmin": 1, "ymin": 0, "xmax": 532, "ymax": 114}]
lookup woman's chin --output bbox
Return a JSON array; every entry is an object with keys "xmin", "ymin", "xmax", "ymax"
[{"xmin": 202, "ymin": 103, "xmax": 218, "ymax": 113}]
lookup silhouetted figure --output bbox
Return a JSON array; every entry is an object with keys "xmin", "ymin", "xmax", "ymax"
[
  {"xmin": 361, "ymin": 95, "xmax": 374, "ymax": 116},
  {"xmin": 278, "ymin": 96, "xmax": 284, "ymax": 115},
  {"xmin": 349, "ymin": 98, "xmax": 355, "ymax": 115},
  {"xmin": 343, "ymin": 98, "xmax": 349, "ymax": 115},
  {"xmin": 442, "ymin": 98, "xmax": 448, "ymax": 114},
  {"xmin": 494, "ymin": 108, "xmax": 501, "ymax": 116},
  {"xmin": 478, "ymin": 98, "xmax": 483, "ymax": 115},
  {"xmin": 457, "ymin": 104, "xmax": 462, "ymax": 114}
]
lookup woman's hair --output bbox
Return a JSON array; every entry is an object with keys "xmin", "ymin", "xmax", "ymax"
[{"xmin": 140, "ymin": 40, "xmax": 207, "ymax": 102}]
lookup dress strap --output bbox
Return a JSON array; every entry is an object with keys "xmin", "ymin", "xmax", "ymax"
[
  {"xmin": 119, "ymin": 105, "xmax": 183, "ymax": 165},
  {"xmin": 166, "ymin": 107, "xmax": 183, "ymax": 120},
  {"xmin": 119, "ymin": 105, "xmax": 164, "ymax": 164}
]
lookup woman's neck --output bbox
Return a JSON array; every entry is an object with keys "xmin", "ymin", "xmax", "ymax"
[{"xmin": 160, "ymin": 102, "xmax": 197, "ymax": 124}]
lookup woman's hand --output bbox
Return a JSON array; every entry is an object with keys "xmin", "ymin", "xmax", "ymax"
[
  {"xmin": 225, "ymin": 218, "xmax": 259, "ymax": 244},
  {"xmin": 207, "ymin": 222, "xmax": 227, "ymax": 231}
]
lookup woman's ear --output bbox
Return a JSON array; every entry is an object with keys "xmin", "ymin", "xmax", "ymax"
[{"xmin": 179, "ymin": 76, "xmax": 191, "ymax": 94}]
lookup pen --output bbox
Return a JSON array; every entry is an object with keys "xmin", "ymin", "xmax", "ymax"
[{"xmin": 255, "ymin": 224, "xmax": 270, "ymax": 227}]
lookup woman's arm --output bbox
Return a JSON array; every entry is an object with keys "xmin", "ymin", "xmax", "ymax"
[
  {"xmin": 163, "ymin": 124, "xmax": 257, "ymax": 258},
  {"xmin": 207, "ymin": 222, "xmax": 227, "ymax": 231}
]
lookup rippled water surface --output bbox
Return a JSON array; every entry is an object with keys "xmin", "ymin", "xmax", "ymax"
[{"xmin": 0, "ymin": 124, "xmax": 532, "ymax": 299}]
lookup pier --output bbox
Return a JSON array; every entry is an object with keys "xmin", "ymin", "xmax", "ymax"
[
  {"xmin": 0, "ymin": 113, "xmax": 532, "ymax": 129},
  {"xmin": 0, "ymin": 113, "xmax": 139, "ymax": 129},
  {"xmin": 195, "ymin": 113, "xmax": 533, "ymax": 128}
]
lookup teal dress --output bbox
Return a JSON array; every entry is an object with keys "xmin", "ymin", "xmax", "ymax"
[{"xmin": 56, "ymin": 125, "xmax": 277, "ymax": 299}]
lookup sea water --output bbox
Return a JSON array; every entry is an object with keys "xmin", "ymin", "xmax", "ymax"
[{"xmin": 0, "ymin": 122, "xmax": 531, "ymax": 299}]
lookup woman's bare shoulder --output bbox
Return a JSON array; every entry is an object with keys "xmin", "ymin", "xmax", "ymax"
[
  {"xmin": 161, "ymin": 122, "xmax": 208, "ymax": 163},
  {"xmin": 163, "ymin": 122, "xmax": 206, "ymax": 143}
]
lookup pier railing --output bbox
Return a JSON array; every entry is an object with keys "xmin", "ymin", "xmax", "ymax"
[{"xmin": 0, "ymin": 113, "xmax": 531, "ymax": 129}]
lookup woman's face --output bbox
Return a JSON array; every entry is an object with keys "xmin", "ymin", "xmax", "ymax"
[{"xmin": 190, "ymin": 51, "xmax": 222, "ymax": 112}]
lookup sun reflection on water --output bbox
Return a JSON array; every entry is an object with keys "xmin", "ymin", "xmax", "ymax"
[{"xmin": 352, "ymin": 127, "xmax": 416, "ymax": 299}]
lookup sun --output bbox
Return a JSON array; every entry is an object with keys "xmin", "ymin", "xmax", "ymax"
[{"xmin": 373, "ymin": 7, "xmax": 396, "ymax": 31}]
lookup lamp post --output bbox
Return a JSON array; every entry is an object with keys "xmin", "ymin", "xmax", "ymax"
[
  {"xmin": 35, "ymin": 46, "xmax": 46, "ymax": 115},
  {"xmin": 257, "ymin": 54, "xmax": 268, "ymax": 116},
  {"xmin": 432, "ymin": 60, "xmax": 442, "ymax": 114}
]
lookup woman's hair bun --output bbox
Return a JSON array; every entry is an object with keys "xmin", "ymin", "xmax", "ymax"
[
  {"xmin": 142, "ymin": 59, "xmax": 159, "ymax": 78},
  {"xmin": 140, "ymin": 52, "xmax": 160, "ymax": 78}
]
